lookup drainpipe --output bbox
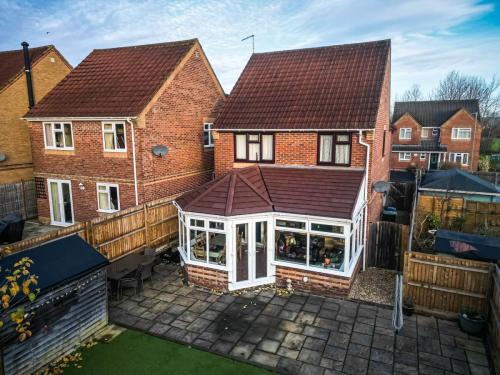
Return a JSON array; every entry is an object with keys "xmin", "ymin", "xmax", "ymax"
[
  {"xmin": 358, "ymin": 130, "xmax": 370, "ymax": 271},
  {"xmin": 127, "ymin": 118, "xmax": 139, "ymax": 206}
]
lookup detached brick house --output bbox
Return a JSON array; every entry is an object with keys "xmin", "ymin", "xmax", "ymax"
[
  {"xmin": 0, "ymin": 43, "xmax": 71, "ymax": 184},
  {"xmin": 24, "ymin": 39, "xmax": 224, "ymax": 225},
  {"xmin": 174, "ymin": 40, "xmax": 391, "ymax": 295},
  {"xmin": 391, "ymin": 100, "xmax": 481, "ymax": 171}
]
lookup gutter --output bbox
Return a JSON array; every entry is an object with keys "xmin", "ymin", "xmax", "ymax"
[
  {"xmin": 419, "ymin": 187, "xmax": 500, "ymax": 197},
  {"xmin": 127, "ymin": 118, "xmax": 139, "ymax": 206},
  {"xmin": 358, "ymin": 130, "xmax": 370, "ymax": 271}
]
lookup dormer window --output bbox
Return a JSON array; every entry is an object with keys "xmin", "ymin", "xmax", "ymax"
[{"xmin": 399, "ymin": 128, "xmax": 412, "ymax": 140}]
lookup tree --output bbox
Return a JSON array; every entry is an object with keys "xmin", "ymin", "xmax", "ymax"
[
  {"xmin": 400, "ymin": 84, "xmax": 423, "ymax": 101},
  {"xmin": 0, "ymin": 253, "xmax": 39, "ymax": 342},
  {"xmin": 432, "ymin": 70, "xmax": 500, "ymax": 117}
]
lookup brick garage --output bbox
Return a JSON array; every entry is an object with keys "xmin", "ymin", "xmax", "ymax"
[{"xmin": 26, "ymin": 40, "xmax": 224, "ymax": 223}]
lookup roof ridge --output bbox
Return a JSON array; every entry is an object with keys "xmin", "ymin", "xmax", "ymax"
[
  {"xmin": 253, "ymin": 39, "xmax": 390, "ymax": 56},
  {"xmin": 0, "ymin": 45, "xmax": 52, "ymax": 55},
  {"xmin": 395, "ymin": 99, "xmax": 479, "ymax": 105},
  {"xmin": 92, "ymin": 39, "xmax": 197, "ymax": 52},
  {"xmin": 237, "ymin": 168, "xmax": 274, "ymax": 207},
  {"xmin": 225, "ymin": 173, "xmax": 237, "ymax": 216}
]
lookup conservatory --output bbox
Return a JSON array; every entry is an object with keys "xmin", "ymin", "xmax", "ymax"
[{"xmin": 174, "ymin": 165, "xmax": 367, "ymax": 294}]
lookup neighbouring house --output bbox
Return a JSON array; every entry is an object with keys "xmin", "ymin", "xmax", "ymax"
[
  {"xmin": 24, "ymin": 39, "xmax": 225, "ymax": 226},
  {"xmin": 174, "ymin": 39, "xmax": 391, "ymax": 295},
  {"xmin": 0, "ymin": 43, "xmax": 71, "ymax": 184},
  {"xmin": 416, "ymin": 168, "xmax": 500, "ymax": 233},
  {"xmin": 391, "ymin": 100, "xmax": 482, "ymax": 171},
  {"xmin": 0, "ymin": 235, "xmax": 108, "ymax": 375}
]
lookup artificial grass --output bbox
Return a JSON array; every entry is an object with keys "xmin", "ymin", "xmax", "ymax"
[{"xmin": 63, "ymin": 329, "xmax": 272, "ymax": 375}]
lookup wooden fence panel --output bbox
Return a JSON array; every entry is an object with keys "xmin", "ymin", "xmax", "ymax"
[
  {"xmin": 368, "ymin": 222, "xmax": 409, "ymax": 271},
  {"xmin": 1, "ymin": 196, "xmax": 180, "ymax": 261},
  {"xmin": 0, "ymin": 180, "xmax": 37, "ymax": 219},
  {"xmin": 403, "ymin": 251, "xmax": 492, "ymax": 315},
  {"xmin": 488, "ymin": 265, "xmax": 500, "ymax": 373}
]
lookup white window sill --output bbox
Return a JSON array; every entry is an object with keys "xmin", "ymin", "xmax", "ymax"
[
  {"xmin": 45, "ymin": 147, "xmax": 74, "ymax": 151},
  {"xmin": 204, "ymin": 145, "xmax": 214, "ymax": 149},
  {"xmin": 97, "ymin": 209, "xmax": 119, "ymax": 214},
  {"xmin": 103, "ymin": 149, "xmax": 127, "ymax": 153}
]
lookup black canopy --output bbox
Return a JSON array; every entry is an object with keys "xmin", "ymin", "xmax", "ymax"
[
  {"xmin": 434, "ymin": 229, "xmax": 500, "ymax": 262},
  {"xmin": 0, "ymin": 235, "xmax": 108, "ymax": 294}
]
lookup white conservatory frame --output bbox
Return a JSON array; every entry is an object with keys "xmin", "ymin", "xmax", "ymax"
[{"xmin": 173, "ymin": 179, "xmax": 367, "ymax": 291}]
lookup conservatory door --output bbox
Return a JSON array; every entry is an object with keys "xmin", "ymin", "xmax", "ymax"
[
  {"xmin": 48, "ymin": 179, "xmax": 74, "ymax": 226},
  {"xmin": 233, "ymin": 220, "xmax": 274, "ymax": 290}
]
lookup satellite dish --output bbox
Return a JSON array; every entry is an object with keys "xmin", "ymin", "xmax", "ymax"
[
  {"xmin": 373, "ymin": 181, "xmax": 391, "ymax": 193},
  {"xmin": 152, "ymin": 145, "xmax": 168, "ymax": 157},
  {"xmin": 0, "ymin": 153, "xmax": 6, "ymax": 162}
]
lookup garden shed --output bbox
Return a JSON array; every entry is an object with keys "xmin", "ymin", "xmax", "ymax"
[{"xmin": 0, "ymin": 235, "xmax": 108, "ymax": 375}]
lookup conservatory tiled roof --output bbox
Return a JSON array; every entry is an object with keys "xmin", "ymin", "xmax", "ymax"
[{"xmin": 176, "ymin": 166, "xmax": 364, "ymax": 219}]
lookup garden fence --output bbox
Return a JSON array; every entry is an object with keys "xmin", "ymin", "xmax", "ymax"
[
  {"xmin": 0, "ymin": 195, "xmax": 179, "ymax": 261},
  {"xmin": 0, "ymin": 180, "xmax": 37, "ymax": 219}
]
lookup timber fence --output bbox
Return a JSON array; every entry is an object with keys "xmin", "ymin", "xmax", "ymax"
[
  {"xmin": 0, "ymin": 180, "xmax": 37, "ymax": 219},
  {"xmin": 0, "ymin": 196, "xmax": 179, "ymax": 261}
]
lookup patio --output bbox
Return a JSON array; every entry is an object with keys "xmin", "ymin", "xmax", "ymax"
[{"xmin": 109, "ymin": 262, "xmax": 491, "ymax": 375}]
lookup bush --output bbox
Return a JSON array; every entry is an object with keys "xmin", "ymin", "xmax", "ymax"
[
  {"xmin": 428, "ymin": 213, "xmax": 441, "ymax": 230},
  {"xmin": 478, "ymin": 155, "xmax": 490, "ymax": 171},
  {"xmin": 450, "ymin": 216, "xmax": 466, "ymax": 231}
]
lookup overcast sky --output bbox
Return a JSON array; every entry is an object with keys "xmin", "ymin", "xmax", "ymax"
[{"xmin": 1, "ymin": 0, "xmax": 499, "ymax": 99}]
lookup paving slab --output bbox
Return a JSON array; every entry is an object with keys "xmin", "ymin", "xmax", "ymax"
[{"xmin": 109, "ymin": 263, "xmax": 491, "ymax": 375}]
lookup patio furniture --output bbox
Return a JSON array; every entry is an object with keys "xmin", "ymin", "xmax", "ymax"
[
  {"xmin": 107, "ymin": 251, "xmax": 147, "ymax": 299},
  {"xmin": 138, "ymin": 259, "xmax": 154, "ymax": 289},
  {"xmin": 119, "ymin": 273, "xmax": 141, "ymax": 298},
  {"xmin": 0, "ymin": 214, "xmax": 25, "ymax": 244},
  {"xmin": 193, "ymin": 236, "xmax": 206, "ymax": 260}
]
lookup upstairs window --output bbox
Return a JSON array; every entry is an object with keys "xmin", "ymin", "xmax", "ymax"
[
  {"xmin": 399, "ymin": 128, "xmax": 412, "ymax": 140},
  {"xmin": 318, "ymin": 133, "xmax": 351, "ymax": 166},
  {"xmin": 102, "ymin": 122, "xmax": 126, "ymax": 151},
  {"xmin": 234, "ymin": 133, "xmax": 274, "ymax": 162},
  {"xmin": 204, "ymin": 123, "xmax": 214, "ymax": 147},
  {"xmin": 43, "ymin": 122, "xmax": 73, "ymax": 150},
  {"xmin": 451, "ymin": 128, "xmax": 471, "ymax": 140},
  {"xmin": 97, "ymin": 183, "xmax": 120, "ymax": 212}
]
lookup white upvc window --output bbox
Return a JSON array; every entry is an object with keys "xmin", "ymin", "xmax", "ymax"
[
  {"xmin": 102, "ymin": 122, "xmax": 126, "ymax": 152},
  {"xmin": 96, "ymin": 183, "xmax": 120, "ymax": 212},
  {"xmin": 43, "ymin": 122, "xmax": 74, "ymax": 150},
  {"xmin": 204, "ymin": 123, "xmax": 214, "ymax": 147},
  {"xmin": 187, "ymin": 217, "xmax": 227, "ymax": 267},
  {"xmin": 399, "ymin": 128, "xmax": 412, "ymax": 140},
  {"xmin": 449, "ymin": 152, "xmax": 469, "ymax": 165},
  {"xmin": 451, "ymin": 128, "xmax": 471, "ymax": 140},
  {"xmin": 399, "ymin": 152, "xmax": 411, "ymax": 161},
  {"xmin": 420, "ymin": 153, "xmax": 426, "ymax": 160}
]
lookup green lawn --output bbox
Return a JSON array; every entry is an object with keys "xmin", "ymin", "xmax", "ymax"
[{"xmin": 63, "ymin": 329, "xmax": 271, "ymax": 375}]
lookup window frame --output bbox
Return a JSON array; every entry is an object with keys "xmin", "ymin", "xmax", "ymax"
[
  {"xmin": 186, "ymin": 216, "xmax": 227, "ymax": 267},
  {"xmin": 96, "ymin": 183, "xmax": 120, "ymax": 213},
  {"xmin": 233, "ymin": 133, "xmax": 275, "ymax": 163},
  {"xmin": 399, "ymin": 152, "xmax": 412, "ymax": 161},
  {"xmin": 203, "ymin": 122, "xmax": 214, "ymax": 148},
  {"xmin": 317, "ymin": 132, "xmax": 352, "ymax": 166},
  {"xmin": 420, "ymin": 153, "xmax": 426, "ymax": 160},
  {"xmin": 449, "ymin": 152, "xmax": 469, "ymax": 165},
  {"xmin": 43, "ymin": 122, "xmax": 74, "ymax": 150},
  {"xmin": 451, "ymin": 128, "xmax": 471, "ymax": 140},
  {"xmin": 399, "ymin": 128, "xmax": 412, "ymax": 140},
  {"xmin": 102, "ymin": 121, "xmax": 127, "ymax": 152}
]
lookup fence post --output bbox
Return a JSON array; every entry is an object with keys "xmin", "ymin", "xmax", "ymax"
[
  {"xmin": 21, "ymin": 180, "xmax": 28, "ymax": 219},
  {"xmin": 144, "ymin": 204, "xmax": 150, "ymax": 247}
]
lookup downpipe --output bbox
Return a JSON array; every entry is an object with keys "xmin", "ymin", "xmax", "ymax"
[{"xmin": 358, "ymin": 130, "xmax": 370, "ymax": 271}]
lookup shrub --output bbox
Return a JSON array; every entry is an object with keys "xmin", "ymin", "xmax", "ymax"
[{"xmin": 478, "ymin": 155, "xmax": 490, "ymax": 171}]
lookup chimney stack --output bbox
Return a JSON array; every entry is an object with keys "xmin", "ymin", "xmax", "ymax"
[{"xmin": 21, "ymin": 41, "xmax": 35, "ymax": 108}]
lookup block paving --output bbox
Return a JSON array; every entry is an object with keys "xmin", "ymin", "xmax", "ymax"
[{"xmin": 109, "ymin": 263, "xmax": 491, "ymax": 375}]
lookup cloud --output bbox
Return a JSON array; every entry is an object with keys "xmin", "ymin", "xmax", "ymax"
[{"xmin": 0, "ymin": 0, "xmax": 498, "ymax": 98}]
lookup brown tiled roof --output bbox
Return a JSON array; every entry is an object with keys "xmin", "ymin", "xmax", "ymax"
[
  {"xmin": 176, "ymin": 166, "xmax": 364, "ymax": 219},
  {"xmin": 26, "ymin": 39, "xmax": 197, "ymax": 118},
  {"xmin": 214, "ymin": 39, "xmax": 390, "ymax": 131},
  {"xmin": 0, "ymin": 45, "xmax": 52, "ymax": 91}
]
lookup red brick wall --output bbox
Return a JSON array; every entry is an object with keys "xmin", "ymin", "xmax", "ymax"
[
  {"xmin": 30, "ymin": 46, "xmax": 224, "ymax": 222},
  {"xmin": 185, "ymin": 264, "xmax": 228, "ymax": 291},
  {"xmin": 390, "ymin": 114, "xmax": 421, "ymax": 146},
  {"xmin": 366, "ymin": 56, "xmax": 391, "ymax": 224},
  {"xmin": 140, "ymin": 47, "xmax": 223, "ymax": 201},
  {"xmin": 440, "ymin": 110, "xmax": 481, "ymax": 171},
  {"xmin": 275, "ymin": 257, "xmax": 362, "ymax": 297},
  {"xmin": 214, "ymin": 131, "xmax": 367, "ymax": 177}
]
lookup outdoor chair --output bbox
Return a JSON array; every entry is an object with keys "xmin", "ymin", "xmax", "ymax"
[
  {"xmin": 119, "ymin": 273, "xmax": 141, "ymax": 298},
  {"xmin": 138, "ymin": 260, "xmax": 154, "ymax": 290}
]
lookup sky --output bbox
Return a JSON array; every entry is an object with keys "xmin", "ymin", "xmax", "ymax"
[{"xmin": 1, "ymin": 0, "xmax": 499, "ymax": 99}]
